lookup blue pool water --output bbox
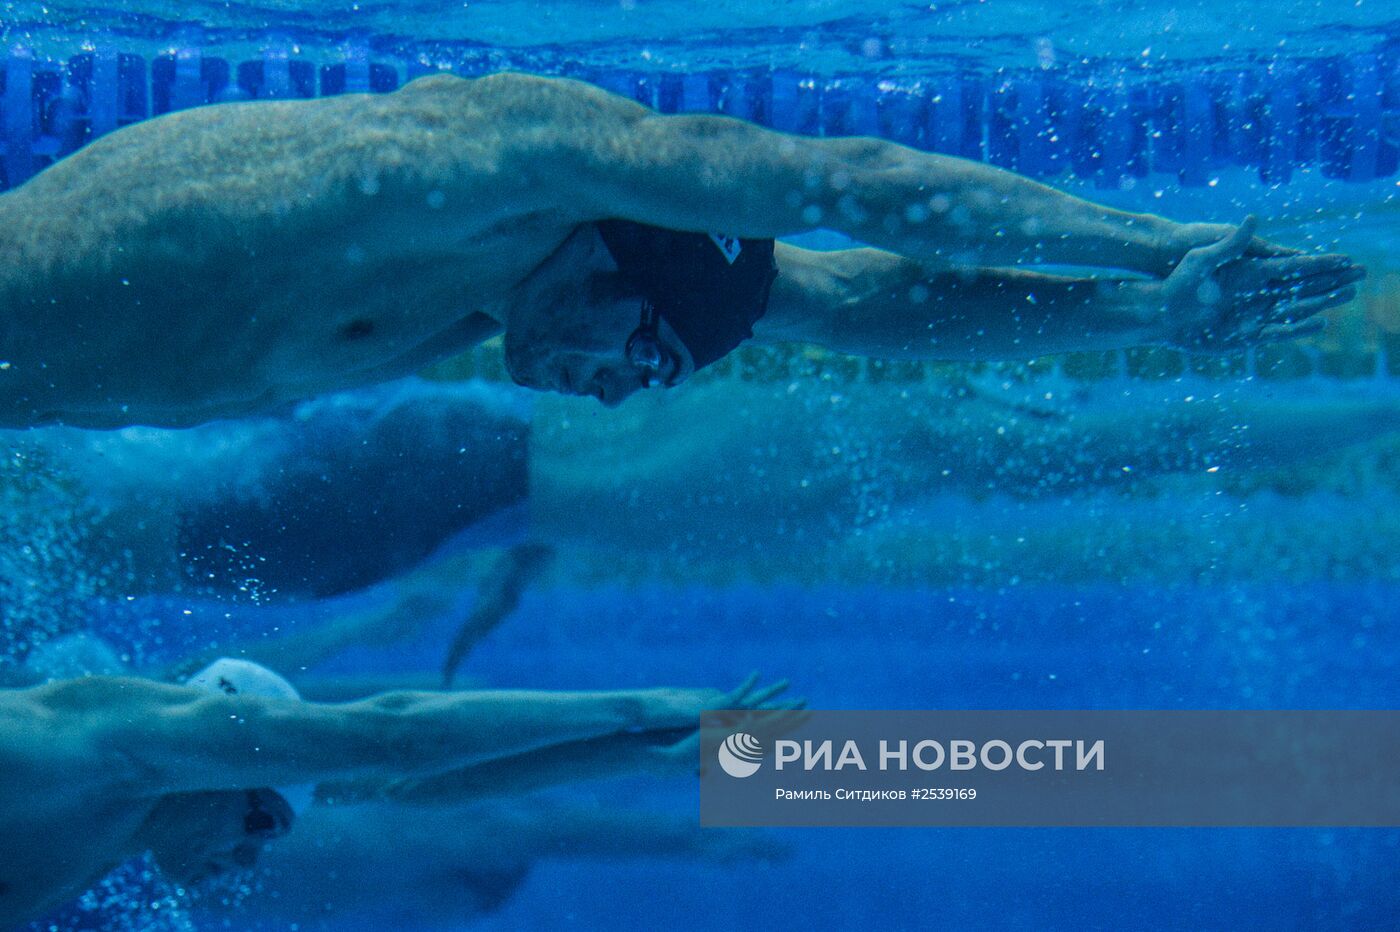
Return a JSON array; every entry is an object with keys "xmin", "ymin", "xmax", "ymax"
[
  {"xmin": 43, "ymin": 577, "xmax": 1400, "ymax": 929},
  {"xmin": 3, "ymin": 1, "xmax": 1400, "ymax": 930}
]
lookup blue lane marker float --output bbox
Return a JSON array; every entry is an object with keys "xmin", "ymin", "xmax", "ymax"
[
  {"xmin": 2, "ymin": 44, "xmax": 1398, "ymax": 193},
  {"xmin": 874, "ymin": 78, "xmax": 925, "ymax": 150},
  {"xmin": 150, "ymin": 47, "xmax": 226, "ymax": 114},
  {"xmin": 1317, "ymin": 53, "xmax": 1399, "ymax": 182},
  {"xmin": 715, "ymin": 69, "xmax": 767, "ymax": 124},
  {"xmin": 989, "ymin": 73, "xmax": 1049, "ymax": 177},
  {"xmin": 820, "ymin": 76, "xmax": 880, "ymax": 138},
  {"xmin": 925, "ymin": 75, "xmax": 980, "ymax": 161},
  {"xmin": 320, "ymin": 40, "xmax": 400, "ymax": 96},
  {"xmin": 590, "ymin": 68, "xmax": 640, "ymax": 106},
  {"xmin": 1347, "ymin": 53, "xmax": 1384, "ymax": 182},
  {"xmin": 1089, "ymin": 82, "xmax": 1147, "ymax": 189},
  {"xmin": 768, "ymin": 69, "xmax": 821, "ymax": 136},
  {"xmin": 1179, "ymin": 79, "xmax": 1216, "ymax": 186},
  {"xmin": 3, "ymin": 47, "xmax": 36, "ymax": 188},
  {"xmin": 1147, "ymin": 79, "xmax": 1186, "ymax": 181},
  {"xmin": 1261, "ymin": 66, "xmax": 1300, "ymax": 186}
]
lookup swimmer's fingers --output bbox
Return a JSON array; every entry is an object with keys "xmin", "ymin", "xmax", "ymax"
[
  {"xmin": 1264, "ymin": 253, "xmax": 1361, "ymax": 278},
  {"xmin": 739, "ymin": 678, "xmax": 792, "ymax": 710},
  {"xmin": 764, "ymin": 706, "xmax": 812, "ymax": 742},
  {"xmin": 1171, "ymin": 220, "xmax": 1300, "ymax": 270},
  {"xmin": 1275, "ymin": 267, "xmax": 1366, "ymax": 303},
  {"xmin": 1240, "ymin": 263, "xmax": 1366, "ymax": 308},
  {"xmin": 752, "ymin": 696, "xmax": 806, "ymax": 716},
  {"xmin": 1255, "ymin": 286, "xmax": 1357, "ymax": 330},
  {"xmin": 1200, "ymin": 260, "xmax": 1360, "ymax": 350},
  {"xmin": 738, "ymin": 703, "xmax": 810, "ymax": 743},
  {"xmin": 1244, "ymin": 235, "xmax": 1303, "ymax": 258},
  {"xmin": 721, "ymin": 671, "xmax": 762, "ymax": 708},
  {"xmin": 1256, "ymin": 318, "xmax": 1327, "ymax": 345},
  {"xmin": 1246, "ymin": 255, "xmax": 1364, "ymax": 288},
  {"xmin": 1190, "ymin": 215, "xmax": 1257, "ymax": 271},
  {"xmin": 783, "ymin": 707, "xmax": 813, "ymax": 733},
  {"xmin": 1216, "ymin": 293, "xmax": 1340, "ymax": 350}
]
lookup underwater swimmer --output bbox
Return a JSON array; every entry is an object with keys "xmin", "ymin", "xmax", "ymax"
[
  {"xmin": 237, "ymin": 802, "xmax": 789, "ymax": 930},
  {"xmin": 0, "ymin": 72, "xmax": 1362, "ymax": 428},
  {"xmin": 0, "ymin": 656, "xmax": 791, "ymax": 929}
]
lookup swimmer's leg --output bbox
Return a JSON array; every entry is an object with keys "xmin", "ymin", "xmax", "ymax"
[
  {"xmin": 496, "ymin": 805, "xmax": 791, "ymax": 865},
  {"xmin": 442, "ymin": 542, "xmax": 555, "ymax": 688}
]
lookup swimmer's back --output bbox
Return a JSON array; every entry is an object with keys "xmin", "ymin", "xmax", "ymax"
[{"xmin": 0, "ymin": 73, "xmax": 622, "ymax": 427}]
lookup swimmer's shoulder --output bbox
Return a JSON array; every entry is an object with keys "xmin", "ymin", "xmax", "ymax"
[
  {"xmin": 396, "ymin": 70, "xmax": 642, "ymax": 118},
  {"xmin": 0, "ymin": 677, "xmax": 160, "ymax": 790},
  {"xmin": 16, "ymin": 675, "xmax": 201, "ymax": 743},
  {"xmin": 387, "ymin": 70, "xmax": 648, "ymax": 158}
]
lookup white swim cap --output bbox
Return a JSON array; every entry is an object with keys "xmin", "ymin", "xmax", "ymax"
[{"xmin": 187, "ymin": 658, "xmax": 316, "ymax": 815}]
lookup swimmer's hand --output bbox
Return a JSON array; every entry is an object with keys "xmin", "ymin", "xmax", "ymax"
[
  {"xmin": 646, "ymin": 672, "xmax": 808, "ymax": 776},
  {"xmin": 712, "ymin": 671, "xmax": 796, "ymax": 713},
  {"xmin": 1165, "ymin": 217, "xmax": 1303, "ymax": 266},
  {"xmin": 1145, "ymin": 216, "xmax": 1364, "ymax": 353}
]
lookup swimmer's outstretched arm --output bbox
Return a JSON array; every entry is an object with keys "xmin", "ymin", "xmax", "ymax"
[
  {"xmin": 41, "ymin": 675, "xmax": 739, "ymax": 795},
  {"xmin": 380, "ymin": 731, "xmax": 690, "ymax": 804},
  {"xmin": 758, "ymin": 228, "xmax": 1363, "ymax": 359},
  {"xmin": 316, "ymin": 732, "xmax": 656, "ymax": 805},
  {"xmin": 322, "ymin": 675, "xmax": 797, "ymax": 806},
  {"xmin": 562, "ymin": 81, "xmax": 1287, "ymax": 276}
]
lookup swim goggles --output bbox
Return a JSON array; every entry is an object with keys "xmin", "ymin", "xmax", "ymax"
[{"xmin": 624, "ymin": 299, "xmax": 682, "ymax": 388}]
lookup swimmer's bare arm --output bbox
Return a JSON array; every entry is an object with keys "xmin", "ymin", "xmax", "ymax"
[
  {"xmin": 46, "ymin": 675, "xmax": 733, "ymax": 795},
  {"xmin": 758, "ymin": 227, "xmax": 1364, "ymax": 359},
  {"xmin": 317, "ymin": 731, "xmax": 675, "ymax": 805},
  {"xmin": 370, "ymin": 675, "xmax": 797, "ymax": 805},
  {"xmin": 560, "ymin": 81, "xmax": 1290, "ymax": 275}
]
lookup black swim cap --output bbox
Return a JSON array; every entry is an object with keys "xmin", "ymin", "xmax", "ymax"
[{"xmin": 596, "ymin": 219, "xmax": 778, "ymax": 372}]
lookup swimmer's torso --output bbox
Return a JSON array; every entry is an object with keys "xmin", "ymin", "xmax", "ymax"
[{"xmin": 0, "ymin": 74, "xmax": 593, "ymax": 427}]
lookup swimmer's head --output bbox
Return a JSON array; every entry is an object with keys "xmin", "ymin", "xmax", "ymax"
[
  {"xmin": 184, "ymin": 658, "xmax": 316, "ymax": 816},
  {"xmin": 503, "ymin": 221, "xmax": 775, "ymax": 407},
  {"xmin": 142, "ymin": 658, "xmax": 314, "ymax": 883},
  {"xmin": 142, "ymin": 787, "xmax": 294, "ymax": 886},
  {"xmin": 504, "ymin": 225, "xmax": 687, "ymax": 407},
  {"xmin": 186, "ymin": 657, "xmax": 300, "ymax": 704}
]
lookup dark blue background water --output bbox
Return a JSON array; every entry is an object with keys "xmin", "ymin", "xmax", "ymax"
[
  {"xmin": 93, "ymin": 579, "xmax": 1400, "ymax": 930},
  {"xmin": 478, "ymin": 583, "xmax": 1400, "ymax": 931}
]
